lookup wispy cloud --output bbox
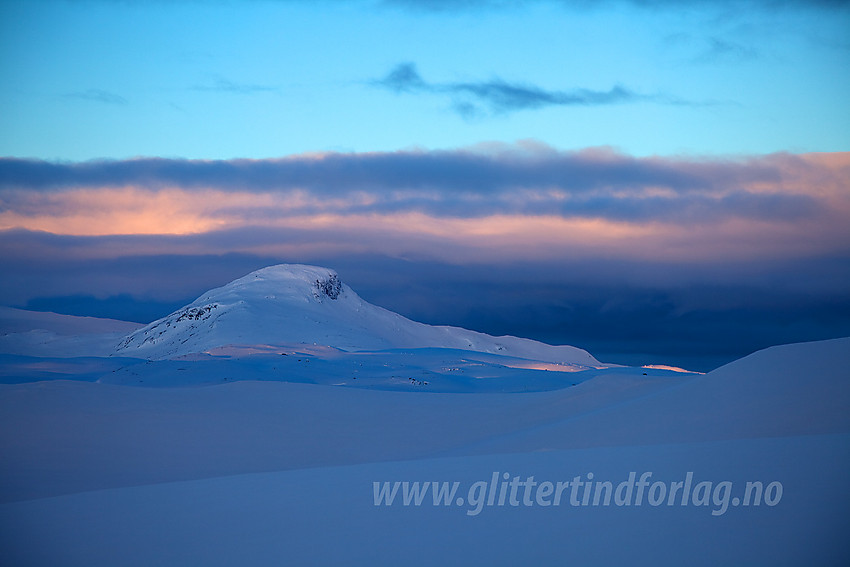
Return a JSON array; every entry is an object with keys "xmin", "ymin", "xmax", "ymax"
[
  {"xmin": 191, "ymin": 76, "xmax": 277, "ymax": 95},
  {"xmin": 374, "ymin": 63, "xmax": 690, "ymax": 116},
  {"xmin": 64, "ymin": 89, "xmax": 128, "ymax": 105},
  {"xmin": 698, "ymin": 37, "xmax": 759, "ymax": 63},
  {"xmin": 667, "ymin": 33, "xmax": 760, "ymax": 65}
]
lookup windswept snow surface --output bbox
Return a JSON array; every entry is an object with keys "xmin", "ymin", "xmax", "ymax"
[{"xmin": 0, "ymin": 265, "xmax": 848, "ymax": 566}]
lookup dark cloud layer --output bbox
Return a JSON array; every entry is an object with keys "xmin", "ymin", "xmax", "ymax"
[
  {"xmin": 1, "ymin": 148, "xmax": 835, "ymax": 225},
  {"xmin": 0, "ymin": 148, "xmax": 791, "ymax": 193}
]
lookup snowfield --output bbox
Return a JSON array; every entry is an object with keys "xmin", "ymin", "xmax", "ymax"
[{"xmin": 1, "ymin": 265, "xmax": 848, "ymax": 566}]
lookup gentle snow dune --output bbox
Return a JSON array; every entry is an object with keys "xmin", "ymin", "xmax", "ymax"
[
  {"xmin": 0, "ymin": 370, "xmax": 691, "ymax": 502},
  {"xmin": 2, "ymin": 434, "xmax": 847, "ymax": 567},
  {"xmin": 450, "ymin": 336, "xmax": 850, "ymax": 455},
  {"xmin": 1, "ymin": 338, "xmax": 848, "ymax": 565}
]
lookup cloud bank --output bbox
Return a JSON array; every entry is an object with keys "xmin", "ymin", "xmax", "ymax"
[
  {"xmin": 2, "ymin": 144, "xmax": 848, "ymax": 370},
  {"xmin": 1, "ymin": 145, "xmax": 847, "ymax": 257}
]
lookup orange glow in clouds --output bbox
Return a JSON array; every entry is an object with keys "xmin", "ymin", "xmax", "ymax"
[{"xmin": 1, "ymin": 151, "xmax": 848, "ymax": 263}]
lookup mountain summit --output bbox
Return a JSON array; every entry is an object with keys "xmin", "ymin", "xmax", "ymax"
[{"xmin": 115, "ymin": 264, "xmax": 599, "ymax": 365}]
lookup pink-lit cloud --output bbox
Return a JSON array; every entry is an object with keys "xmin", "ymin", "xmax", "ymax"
[{"xmin": 1, "ymin": 146, "xmax": 848, "ymax": 265}]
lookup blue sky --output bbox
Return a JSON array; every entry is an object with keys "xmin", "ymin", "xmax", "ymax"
[
  {"xmin": 1, "ymin": 0, "xmax": 848, "ymax": 159},
  {"xmin": 2, "ymin": 0, "xmax": 850, "ymax": 370}
]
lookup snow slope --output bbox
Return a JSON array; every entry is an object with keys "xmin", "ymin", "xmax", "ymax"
[
  {"xmin": 1, "ymin": 266, "xmax": 848, "ymax": 565},
  {"xmin": 114, "ymin": 264, "xmax": 599, "ymax": 367},
  {"xmin": 0, "ymin": 337, "xmax": 848, "ymax": 565},
  {"xmin": 0, "ymin": 306, "xmax": 142, "ymax": 357}
]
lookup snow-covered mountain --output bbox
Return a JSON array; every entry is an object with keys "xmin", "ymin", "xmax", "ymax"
[{"xmin": 114, "ymin": 264, "xmax": 600, "ymax": 366}]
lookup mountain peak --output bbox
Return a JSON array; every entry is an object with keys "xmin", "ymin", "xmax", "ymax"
[
  {"xmin": 114, "ymin": 264, "xmax": 600, "ymax": 367},
  {"xmin": 220, "ymin": 264, "xmax": 345, "ymax": 302},
  {"xmin": 241, "ymin": 263, "xmax": 338, "ymax": 282}
]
